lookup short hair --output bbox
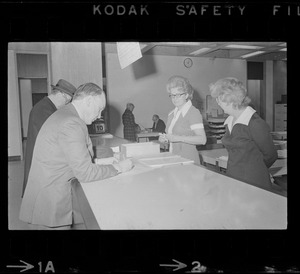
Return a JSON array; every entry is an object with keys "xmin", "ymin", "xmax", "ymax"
[
  {"xmin": 73, "ymin": 83, "xmax": 103, "ymax": 101},
  {"xmin": 166, "ymin": 75, "xmax": 194, "ymax": 100},
  {"xmin": 126, "ymin": 103, "xmax": 134, "ymax": 109},
  {"xmin": 153, "ymin": 114, "xmax": 159, "ymax": 119},
  {"xmin": 50, "ymin": 88, "xmax": 61, "ymax": 95},
  {"xmin": 209, "ymin": 77, "xmax": 251, "ymax": 109}
]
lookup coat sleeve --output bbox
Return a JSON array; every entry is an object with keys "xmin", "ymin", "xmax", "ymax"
[
  {"xmin": 249, "ymin": 118, "xmax": 278, "ymax": 168},
  {"xmin": 58, "ymin": 118, "xmax": 118, "ymax": 183},
  {"xmin": 157, "ymin": 120, "xmax": 166, "ymax": 133}
]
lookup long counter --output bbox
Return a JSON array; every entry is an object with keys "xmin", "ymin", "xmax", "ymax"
[
  {"xmin": 199, "ymin": 148, "xmax": 287, "ymax": 177},
  {"xmin": 72, "ymin": 134, "xmax": 287, "ymax": 230}
]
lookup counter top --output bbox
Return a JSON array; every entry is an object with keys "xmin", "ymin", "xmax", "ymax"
[
  {"xmin": 90, "ymin": 134, "xmax": 132, "ymax": 147},
  {"xmin": 74, "ymin": 146, "xmax": 287, "ymax": 229},
  {"xmin": 136, "ymin": 132, "xmax": 160, "ymax": 138}
]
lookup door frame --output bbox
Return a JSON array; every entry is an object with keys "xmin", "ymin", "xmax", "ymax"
[{"xmin": 14, "ymin": 50, "xmax": 52, "ymax": 141}]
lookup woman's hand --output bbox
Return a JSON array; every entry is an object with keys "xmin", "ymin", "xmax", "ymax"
[
  {"xmin": 158, "ymin": 133, "xmax": 169, "ymax": 143},
  {"xmin": 165, "ymin": 134, "xmax": 182, "ymax": 143}
]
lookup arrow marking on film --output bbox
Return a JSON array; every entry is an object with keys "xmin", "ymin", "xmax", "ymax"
[
  {"xmin": 160, "ymin": 259, "xmax": 187, "ymax": 271},
  {"xmin": 7, "ymin": 260, "xmax": 34, "ymax": 272}
]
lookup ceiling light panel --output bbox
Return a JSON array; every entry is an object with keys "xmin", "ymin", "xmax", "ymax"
[
  {"xmin": 189, "ymin": 48, "xmax": 211, "ymax": 55},
  {"xmin": 226, "ymin": 44, "xmax": 263, "ymax": 50},
  {"xmin": 240, "ymin": 51, "xmax": 265, "ymax": 58}
]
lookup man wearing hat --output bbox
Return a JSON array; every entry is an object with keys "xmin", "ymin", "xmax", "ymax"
[{"xmin": 21, "ymin": 79, "xmax": 76, "ymax": 197}]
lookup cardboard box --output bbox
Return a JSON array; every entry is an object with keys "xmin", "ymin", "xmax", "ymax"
[{"xmin": 120, "ymin": 142, "xmax": 160, "ymax": 158}]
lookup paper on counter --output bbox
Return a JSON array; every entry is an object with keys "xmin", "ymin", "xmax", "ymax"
[
  {"xmin": 101, "ymin": 133, "xmax": 113, "ymax": 138},
  {"xmin": 217, "ymin": 156, "xmax": 228, "ymax": 161},
  {"xmin": 111, "ymin": 146, "xmax": 120, "ymax": 153},
  {"xmin": 95, "ymin": 157, "xmax": 117, "ymax": 165}
]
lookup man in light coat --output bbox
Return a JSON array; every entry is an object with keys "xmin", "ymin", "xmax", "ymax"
[
  {"xmin": 22, "ymin": 79, "xmax": 76, "ymax": 197},
  {"xmin": 19, "ymin": 83, "xmax": 133, "ymax": 229}
]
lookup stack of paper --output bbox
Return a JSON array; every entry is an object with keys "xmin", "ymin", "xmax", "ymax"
[
  {"xmin": 120, "ymin": 142, "xmax": 160, "ymax": 158},
  {"xmin": 95, "ymin": 157, "xmax": 117, "ymax": 165},
  {"xmin": 138, "ymin": 155, "xmax": 194, "ymax": 167}
]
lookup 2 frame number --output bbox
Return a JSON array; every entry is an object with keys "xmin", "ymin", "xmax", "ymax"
[{"xmin": 191, "ymin": 261, "xmax": 207, "ymax": 273}]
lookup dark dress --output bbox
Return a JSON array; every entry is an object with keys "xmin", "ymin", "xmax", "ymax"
[
  {"xmin": 222, "ymin": 111, "xmax": 277, "ymax": 191},
  {"xmin": 122, "ymin": 109, "xmax": 138, "ymax": 142},
  {"xmin": 22, "ymin": 97, "xmax": 57, "ymax": 197}
]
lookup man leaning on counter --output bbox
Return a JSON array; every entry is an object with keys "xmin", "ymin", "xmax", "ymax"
[{"xmin": 19, "ymin": 83, "xmax": 133, "ymax": 230}]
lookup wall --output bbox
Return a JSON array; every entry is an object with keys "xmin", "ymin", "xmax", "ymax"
[
  {"xmin": 106, "ymin": 53, "xmax": 246, "ymax": 138},
  {"xmin": 7, "ymin": 42, "xmax": 103, "ymax": 157},
  {"xmin": 50, "ymin": 42, "xmax": 103, "ymax": 89},
  {"xmin": 8, "ymin": 42, "xmax": 49, "ymax": 52},
  {"xmin": 8, "ymin": 50, "xmax": 23, "ymax": 158}
]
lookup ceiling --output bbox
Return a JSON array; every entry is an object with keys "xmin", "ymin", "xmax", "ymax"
[{"xmin": 104, "ymin": 42, "xmax": 287, "ymax": 61}]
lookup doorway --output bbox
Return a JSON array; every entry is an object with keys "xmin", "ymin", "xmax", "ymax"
[{"xmin": 16, "ymin": 53, "xmax": 50, "ymax": 139}]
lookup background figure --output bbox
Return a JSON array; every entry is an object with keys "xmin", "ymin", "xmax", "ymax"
[
  {"xmin": 22, "ymin": 79, "xmax": 76, "ymax": 197},
  {"xmin": 149, "ymin": 114, "xmax": 166, "ymax": 141},
  {"xmin": 209, "ymin": 77, "xmax": 278, "ymax": 191},
  {"xmin": 122, "ymin": 102, "xmax": 139, "ymax": 142},
  {"xmin": 159, "ymin": 76, "xmax": 207, "ymax": 165},
  {"xmin": 19, "ymin": 83, "xmax": 133, "ymax": 230}
]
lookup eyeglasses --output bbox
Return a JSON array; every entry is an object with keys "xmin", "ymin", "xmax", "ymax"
[
  {"xmin": 61, "ymin": 93, "xmax": 72, "ymax": 104},
  {"xmin": 169, "ymin": 93, "xmax": 186, "ymax": 99}
]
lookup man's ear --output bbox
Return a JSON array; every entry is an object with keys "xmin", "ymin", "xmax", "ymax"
[{"xmin": 85, "ymin": 95, "xmax": 92, "ymax": 106}]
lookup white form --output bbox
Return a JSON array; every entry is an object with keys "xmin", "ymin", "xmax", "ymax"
[{"xmin": 117, "ymin": 42, "xmax": 142, "ymax": 69}]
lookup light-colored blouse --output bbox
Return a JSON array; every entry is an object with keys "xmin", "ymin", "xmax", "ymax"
[{"xmin": 166, "ymin": 100, "xmax": 204, "ymax": 165}]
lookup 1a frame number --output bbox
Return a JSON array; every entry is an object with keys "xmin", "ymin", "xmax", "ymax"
[{"xmin": 38, "ymin": 261, "xmax": 55, "ymax": 273}]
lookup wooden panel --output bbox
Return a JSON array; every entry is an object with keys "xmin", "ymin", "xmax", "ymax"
[{"xmin": 247, "ymin": 80, "xmax": 261, "ymax": 116}]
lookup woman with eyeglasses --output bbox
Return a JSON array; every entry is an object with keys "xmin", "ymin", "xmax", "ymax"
[
  {"xmin": 159, "ymin": 75, "xmax": 207, "ymax": 165},
  {"xmin": 209, "ymin": 77, "xmax": 278, "ymax": 191}
]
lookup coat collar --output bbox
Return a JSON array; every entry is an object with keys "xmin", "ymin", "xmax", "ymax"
[
  {"xmin": 224, "ymin": 106, "xmax": 256, "ymax": 128},
  {"xmin": 69, "ymin": 102, "xmax": 81, "ymax": 118}
]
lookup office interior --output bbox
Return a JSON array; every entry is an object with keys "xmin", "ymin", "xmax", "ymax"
[{"xmin": 8, "ymin": 42, "xmax": 287, "ymax": 230}]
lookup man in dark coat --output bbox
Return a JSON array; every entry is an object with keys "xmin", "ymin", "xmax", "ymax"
[
  {"xmin": 21, "ymin": 79, "xmax": 77, "ymax": 197},
  {"xmin": 122, "ymin": 103, "xmax": 139, "ymax": 142},
  {"xmin": 149, "ymin": 114, "xmax": 166, "ymax": 141}
]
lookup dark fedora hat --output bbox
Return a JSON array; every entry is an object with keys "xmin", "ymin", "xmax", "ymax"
[{"xmin": 51, "ymin": 79, "xmax": 76, "ymax": 97}]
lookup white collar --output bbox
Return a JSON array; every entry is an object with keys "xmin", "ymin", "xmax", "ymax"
[
  {"xmin": 168, "ymin": 100, "xmax": 192, "ymax": 117},
  {"xmin": 224, "ymin": 106, "xmax": 256, "ymax": 127}
]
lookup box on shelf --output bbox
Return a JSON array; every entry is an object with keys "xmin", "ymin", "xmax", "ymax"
[{"xmin": 120, "ymin": 142, "xmax": 160, "ymax": 158}]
